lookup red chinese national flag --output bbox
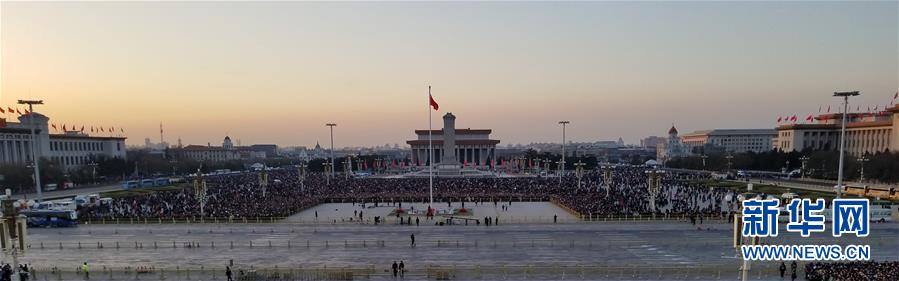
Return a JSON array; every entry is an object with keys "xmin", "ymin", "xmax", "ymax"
[
  {"xmin": 51, "ymin": 124, "xmax": 57, "ymax": 130},
  {"xmin": 428, "ymin": 86, "xmax": 439, "ymax": 111},
  {"xmin": 429, "ymin": 94, "xmax": 439, "ymax": 111},
  {"xmin": 15, "ymin": 108, "xmax": 22, "ymax": 115},
  {"xmin": 806, "ymin": 115, "xmax": 813, "ymax": 122},
  {"xmin": 0, "ymin": 107, "xmax": 4, "ymax": 114},
  {"xmin": 777, "ymin": 117, "xmax": 782, "ymax": 123},
  {"xmin": 6, "ymin": 107, "xmax": 12, "ymax": 113}
]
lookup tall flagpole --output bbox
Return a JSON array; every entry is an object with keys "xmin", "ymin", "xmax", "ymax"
[{"xmin": 428, "ymin": 86, "xmax": 434, "ymax": 210}]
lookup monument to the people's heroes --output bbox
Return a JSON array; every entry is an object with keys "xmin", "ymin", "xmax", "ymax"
[{"xmin": 437, "ymin": 113, "xmax": 461, "ymax": 175}]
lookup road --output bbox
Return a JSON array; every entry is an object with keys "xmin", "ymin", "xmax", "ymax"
[
  {"xmin": 11, "ymin": 184, "xmax": 122, "ymax": 201},
  {"xmin": 17, "ymin": 221, "xmax": 899, "ymax": 280}
]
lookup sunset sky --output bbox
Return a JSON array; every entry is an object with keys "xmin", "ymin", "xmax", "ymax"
[{"xmin": 2, "ymin": 1, "xmax": 896, "ymax": 148}]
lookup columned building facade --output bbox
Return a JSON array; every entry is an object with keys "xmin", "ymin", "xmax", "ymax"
[
  {"xmin": 680, "ymin": 129, "xmax": 776, "ymax": 153},
  {"xmin": 0, "ymin": 113, "xmax": 127, "ymax": 170},
  {"xmin": 775, "ymin": 105, "xmax": 898, "ymax": 156},
  {"xmin": 407, "ymin": 113, "xmax": 500, "ymax": 167}
]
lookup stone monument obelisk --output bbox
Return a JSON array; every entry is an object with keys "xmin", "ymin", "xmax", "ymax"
[{"xmin": 437, "ymin": 113, "xmax": 461, "ymax": 175}]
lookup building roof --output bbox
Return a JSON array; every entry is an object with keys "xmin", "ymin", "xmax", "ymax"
[
  {"xmin": 406, "ymin": 139, "xmax": 501, "ymax": 146},
  {"xmin": 0, "ymin": 127, "xmax": 41, "ymax": 134},
  {"xmin": 681, "ymin": 129, "xmax": 776, "ymax": 137},
  {"xmin": 776, "ymin": 119, "xmax": 892, "ymax": 130},
  {"xmin": 668, "ymin": 126, "xmax": 678, "ymax": 135},
  {"xmin": 49, "ymin": 134, "xmax": 126, "ymax": 140},
  {"xmin": 414, "ymin": 129, "xmax": 493, "ymax": 135},
  {"xmin": 178, "ymin": 145, "xmax": 255, "ymax": 151}
]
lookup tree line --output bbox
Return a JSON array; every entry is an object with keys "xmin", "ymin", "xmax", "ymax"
[{"xmin": 665, "ymin": 149, "xmax": 899, "ymax": 183}]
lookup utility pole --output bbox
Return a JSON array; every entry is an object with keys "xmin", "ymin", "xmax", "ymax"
[{"xmin": 18, "ymin": 99, "xmax": 44, "ymax": 202}]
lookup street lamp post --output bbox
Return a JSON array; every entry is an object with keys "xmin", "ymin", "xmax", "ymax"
[
  {"xmin": 298, "ymin": 162, "xmax": 307, "ymax": 192},
  {"xmin": 857, "ymin": 156, "xmax": 870, "ymax": 182},
  {"xmin": 88, "ymin": 162, "xmax": 99, "ymax": 185},
  {"xmin": 556, "ymin": 160, "xmax": 565, "ymax": 186},
  {"xmin": 18, "ymin": 99, "xmax": 44, "ymax": 201},
  {"xmin": 325, "ymin": 123, "xmax": 337, "ymax": 179},
  {"xmin": 799, "ymin": 156, "xmax": 810, "ymax": 179},
  {"xmin": 376, "ymin": 158, "xmax": 383, "ymax": 174},
  {"xmin": 725, "ymin": 153, "xmax": 734, "ymax": 173},
  {"xmin": 701, "ymin": 155, "xmax": 708, "ymax": 170},
  {"xmin": 574, "ymin": 161, "xmax": 586, "ymax": 190},
  {"xmin": 834, "ymin": 91, "xmax": 859, "ymax": 198},
  {"xmin": 558, "ymin": 121, "xmax": 570, "ymax": 184},
  {"xmin": 601, "ymin": 165, "xmax": 613, "ymax": 195},
  {"xmin": 322, "ymin": 162, "xmax": 331, "ymax": 185},
  {"xmin": 645, "ymin": 169, "xmax": 665, "ymax": 213},
  {"xmin": 343, "ymin": 156, "xmax": 351, "ymax": 180}
]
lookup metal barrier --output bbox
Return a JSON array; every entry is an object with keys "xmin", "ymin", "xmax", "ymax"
[{"xmin": 21, "ymin": 264, "xmax": 784, "ymax": 281}]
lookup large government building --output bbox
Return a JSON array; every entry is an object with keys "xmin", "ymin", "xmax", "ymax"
[
  {"xmin": 681, "ymin": 129, "xmax": 776, "ymax": 153},
  {"xmin": 171, "ymin": 136, "xmax": 267, "ymax": 162},
  {"xmin": 406, "ymin": 113, "xmax": 500, "ymax": 167},
  {"xmin": 0, "ymin": 113, "xmax": 127, "ymax": 170},
  {"xmin": 775, "ymin": 104, "xmax": 899, "ymax": 155}
]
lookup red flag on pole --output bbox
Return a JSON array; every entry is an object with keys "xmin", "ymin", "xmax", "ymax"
[
  {"xmin": 63, "ymin": 124, "xmax": 67, "ymax": 131},
  {"xmin": 0, "ymin": 107, "xmax": 4, "ymax": 114},
  {"xmin": 6, "ymin": 107, "xmax": 12, "ymax": 113},
  {"xmin": 777, "ymin": 117, "xmax": 782, "ymax": 123},
  {"xmin": 51, "ymin": 124, "xmax": 57, "ymax": 130},
  {"xmin": 827, "ymin": 105, "xmax": 831, "ymax": 113},
  {"xmin": 806, "ymin": 115, "xmax": 813, "ymax": 122},
  {"xmin": 429, "ymin": 91, "xmax": 439, "ymax": 111}
]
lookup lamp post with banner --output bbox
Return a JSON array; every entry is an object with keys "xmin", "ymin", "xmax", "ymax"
[
  {"xmin": 645, "ymin": 169, "xmax": 665, "ymax": 213},
  {"xmin": 574, "ymin": 161, "xmax": 586, "ymax": 191},
  {"xmin": 194, "ymin": 168, "xmax": 208, "ymax": 217},
  {"xmin": 297, "ymin": 162, "xmax": 307, "ymax": 193},
  {"xmin": 601, "ymin": 164, "xmax": 614, "ymax": 195},
  {"xmin": 259, "ymin": 166, "xmax": 269, "ymax": 197},
  {"xmin": 1, "ymin": 189, "xmax": 27, "ymax": 281}
]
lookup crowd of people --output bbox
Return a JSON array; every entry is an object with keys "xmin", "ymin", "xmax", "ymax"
[
  {"xmin": 805, "ymin": 261, "xmax": 899, "ymax": 281},
  {"xmin": 78, "ymin": 166, "xmax": 739, "ymax": 220}
]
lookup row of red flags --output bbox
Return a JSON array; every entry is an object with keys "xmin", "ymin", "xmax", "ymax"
[
  {"xmin": 48, "ymin": 124, "xmax": 124, "ymax": 134},
  {"xmin": 1, "ymin": 104, "xmax": 124, "ymax": 134},
  {"xmin": 778, "ymin": 91, "xmax": 898, "ymax": 123},
  {"xmin": 355, "ymin": 157, "xmax": 537, "ymax": 170},
  {"xmin": 0, "ymin": 106, "xmax": 31, "ymax": 115}
]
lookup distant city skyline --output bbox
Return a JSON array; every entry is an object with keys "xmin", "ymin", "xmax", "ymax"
[{"xmin": 2, "ymin": 1, "xmax": 896, "ymax": 147}]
